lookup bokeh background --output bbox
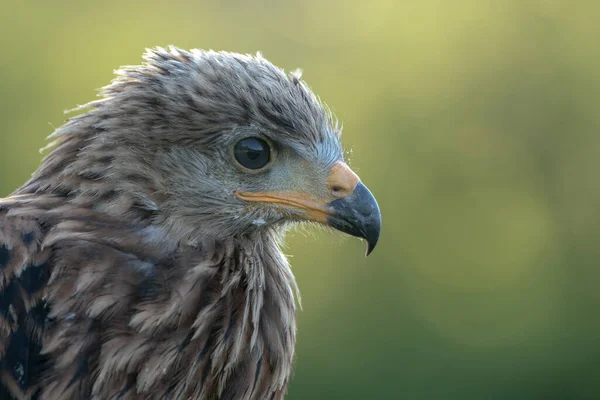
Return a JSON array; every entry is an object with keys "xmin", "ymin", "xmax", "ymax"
[{"xmin": 1, "ymin": 1, "xmax": 599, "ymax": 398}]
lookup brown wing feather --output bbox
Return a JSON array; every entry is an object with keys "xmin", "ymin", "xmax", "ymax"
[{"xmin": 0, "ymin": 198, "xmax": 51, "ymax": 400}]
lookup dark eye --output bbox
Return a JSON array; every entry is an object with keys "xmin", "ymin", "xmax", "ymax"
[{"xmin": 234, "ymin": 137, "xmax": 271, "ymax": 170}]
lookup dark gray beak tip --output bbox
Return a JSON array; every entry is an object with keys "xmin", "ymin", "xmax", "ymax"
[
  {"xmin": 365, "ymin": 234, "xmax": 378, "ymax": 257},
  {"xmin": 327, "ymin": 182, "xmax": 381, "ymax": 256}
]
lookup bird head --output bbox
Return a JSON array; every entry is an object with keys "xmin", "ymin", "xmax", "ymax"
[{"xmin": 46, "ymin": 47, "xmax": 381, "ymax": 254}]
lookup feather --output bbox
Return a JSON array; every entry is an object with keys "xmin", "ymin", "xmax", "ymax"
[{"xmin": 0, "ymin": 195, "xmax": 296, "ymax": 399}]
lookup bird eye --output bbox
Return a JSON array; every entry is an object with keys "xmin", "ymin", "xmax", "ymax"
[{"xmin": 233, "ymin": 137, "xmax": 271, "ymax": 170}]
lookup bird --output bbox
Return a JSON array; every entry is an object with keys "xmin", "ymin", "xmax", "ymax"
[{"xmin": 0, "ymin": 46, "xmax": 381, "ymax": 400}]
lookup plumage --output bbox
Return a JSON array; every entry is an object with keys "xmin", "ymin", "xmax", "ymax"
[{"xmin": 0, "ymin": 47, "xmax": 381, "ymax": 399}]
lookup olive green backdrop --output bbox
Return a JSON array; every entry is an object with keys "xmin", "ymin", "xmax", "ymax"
[{"xmin": 1, "ymin": 1, "xmax": 599, "ymax": 398}]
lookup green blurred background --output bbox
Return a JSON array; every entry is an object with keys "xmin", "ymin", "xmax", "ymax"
[{"xmin": 2, "ymin": 1, "xmax": 599, "ymax": 398}]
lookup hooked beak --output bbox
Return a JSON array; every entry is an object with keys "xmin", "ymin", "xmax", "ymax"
[
  {"xmin": 235, "ymin": 161, "xmax": 381, "ymax": 255},
  {"xmin": 326, "ymin": 181, "xmax": 381, "ymax": 256}
]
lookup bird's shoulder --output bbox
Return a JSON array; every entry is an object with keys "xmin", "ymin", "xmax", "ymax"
[
  {"xmin": 0, "ymin": 193, "xmax": 160, "ymax": 399},
  {"xmin": 0, "ymin": 195, "xmax": 55, "ymax": 399}
]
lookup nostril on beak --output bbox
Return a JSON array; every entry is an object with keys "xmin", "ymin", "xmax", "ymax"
[
  {"xmin": 327, "ymin": 161, "xmax": 360, "ymax": 199},
  {"xmin": 330, "ymin": 184, "xmax": 351, "ymax": 198}
]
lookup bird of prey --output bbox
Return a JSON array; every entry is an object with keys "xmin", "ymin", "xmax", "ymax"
[{"xmin": 0, "ymin": 47, "xmax": 381, "ymax": 400}]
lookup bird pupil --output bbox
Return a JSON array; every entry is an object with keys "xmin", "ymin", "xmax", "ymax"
[
  {"xmin": 247, "ymin": 150, "xmax": 260, "ymax": 160},
  {"xmin": 234, "ymin": 137, "xmax": 270, "ymax": 170}
]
